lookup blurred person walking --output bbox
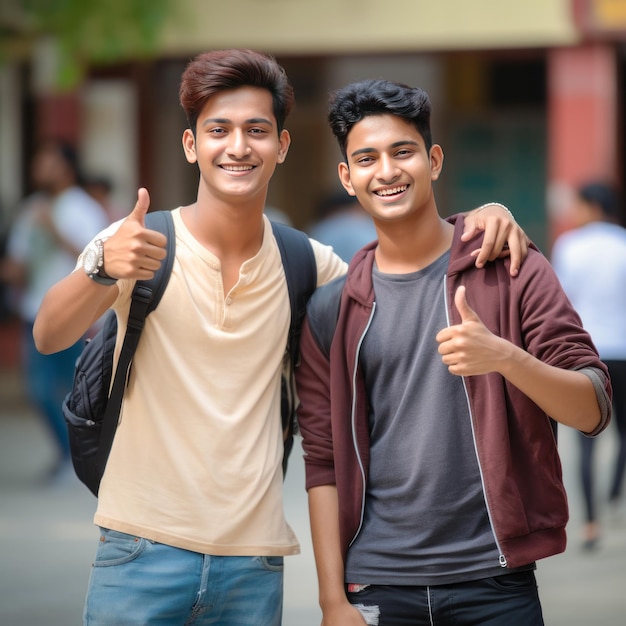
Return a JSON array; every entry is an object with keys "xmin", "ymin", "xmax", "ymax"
[
  {"xmin": 0, "ymin": 139, "xmax": 108, "ymax": 483},
  {"xmin": 552, "ymin": 182, "xmax": 626, "ymax": 549}
]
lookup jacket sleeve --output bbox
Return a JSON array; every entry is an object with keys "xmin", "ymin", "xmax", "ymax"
[
  {"xmin": 296, "ymin": 315, "xmax": 338, "ymax": 490},
  {"xmin": 515, "ymin": 252, "xmax": 612, "ymax": 435}
]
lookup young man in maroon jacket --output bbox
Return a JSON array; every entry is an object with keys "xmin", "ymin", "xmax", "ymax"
[{"xmin": 296, "ymin": 79, "xmax": 612, "ymax": 626}]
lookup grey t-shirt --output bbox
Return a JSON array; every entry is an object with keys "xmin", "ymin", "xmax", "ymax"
[{"xmin": 345, "ymin": 251, "xmax": 505, "ymax": 585}]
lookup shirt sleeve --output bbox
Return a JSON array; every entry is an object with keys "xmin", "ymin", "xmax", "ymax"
[
  {"xmin": 577, "ymin": 366, "xmax": 612, "ymax": 437},
  {"xmin": 74, "ymin": 218, "xmax": 126, "ymax": 271},
  {"xmin": 309, "ymin": 237, "xmax": 348, "ymax": 287}
]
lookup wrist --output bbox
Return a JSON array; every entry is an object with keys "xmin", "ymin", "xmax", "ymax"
[
  {"xmin": 89, "ymin": 271, "xmax": 117, "ymax": 286},
  {"xmin": 319, "ymin": 596, "xmax": 351, "ymax": 614},
  {"xmin": 476, "ymin": 202, "xmax": 515, "ymax": 221},
  {"xmin": 83, "ymin": 237, "xmax": 117, "ymax": 286},
  {"xmin": 319, "ymin": 586, "xmax": 350, "ymax": 611},
  {"xmin": 96, "ymin": 263, "xmax": 115, "ymax": 281}
]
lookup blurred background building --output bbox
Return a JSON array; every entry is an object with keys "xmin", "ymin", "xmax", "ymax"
[{"xmin": 1, "ymin": 0, "xmax": 625, "ymax": 358}]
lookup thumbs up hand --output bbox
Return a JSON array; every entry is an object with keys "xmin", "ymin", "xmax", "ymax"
[
  {"xmin": 101, "ymin": 188, "xmax": 168, "ymax": 280},
  {"xmin": 436, "ymin": 286, "xmax": 509, "ymax": 376},
  {"xmin": 126, "ymin": 186, "xmax": 151, "ymax": 226}
]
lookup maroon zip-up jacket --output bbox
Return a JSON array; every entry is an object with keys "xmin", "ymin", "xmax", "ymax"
[{"xmin": 296, "ymin": 215, "xmax": 611, "ymax": 570}]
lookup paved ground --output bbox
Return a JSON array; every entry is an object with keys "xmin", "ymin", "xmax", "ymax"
[{"xmin": 1, "ymin": 366, "xmax": 625, "ymax": 625}]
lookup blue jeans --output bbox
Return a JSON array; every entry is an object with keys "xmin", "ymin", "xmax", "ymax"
[
  {"xmin": 84, "ymin": 528, "xmax": 284, "ymax": 625},
  {"xmin": 346, "ymin": 571, "xmax": 544, "ymax": 626},
  {"xmin": 23, "ymin": 322, "xmax": 82, "ymax": 461}
]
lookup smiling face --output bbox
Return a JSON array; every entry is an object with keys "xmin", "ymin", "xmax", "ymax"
[
  {"xmin": 182, "ymin": 86, "xmax": 290, "ymax": 207},
  {"xmin": 337, "ymin": 113, "xmax": 443, "ymax": 225}
]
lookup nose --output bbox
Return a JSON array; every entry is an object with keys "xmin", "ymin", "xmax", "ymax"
[
  {"xmin": 376, "ymin": 153, "xmax": 400, "ymax": 183},
  {"xmin": 226, "ymin": 129, "xmax": 251, "ymax": 158}
]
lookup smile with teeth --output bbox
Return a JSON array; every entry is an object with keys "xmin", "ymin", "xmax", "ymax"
[
  {"xmin": 375, "ymin": 185, "xmax": 408, "ymax": 197},
  {"xmin": 221, "ymin": 164, "xmax": 254, "ymax": 172}
]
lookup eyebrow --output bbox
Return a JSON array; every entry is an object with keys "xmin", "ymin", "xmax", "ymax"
[
  {"xmin": 201, "ymin": 117, "xmax": 274, "ymax": 127},
  {"xmin": 350, "ymin": 140, "xmax": 420, "ymax": 158}
]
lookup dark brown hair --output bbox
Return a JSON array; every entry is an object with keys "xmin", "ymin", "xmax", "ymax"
[{"xmin": 179, "ymin": 49, "xmax": 294, "ymax": 135}]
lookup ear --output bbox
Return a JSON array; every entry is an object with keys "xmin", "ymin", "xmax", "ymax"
[
  {"xmin": 182, "ymin": 129, "xmax": 197, "ymax": 164},
  {"xmin": 276, "ymin": 129, "xmax": 291, "ymax": 164},
  {"xmin": 338, "ymin": 162, "xmax": 357, "ymax": 197},
  {"xmin": 429, "ymin": 144, "xmax": 444, "ymax": 182}
]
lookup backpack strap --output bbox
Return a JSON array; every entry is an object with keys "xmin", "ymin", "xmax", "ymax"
[
  {"xmin": 306, "ymin": 274, "xmax": 346, "ymax": 360},
  {"xmin": 270, "ymin": 221, "xmax": 317, "ymax": 474},
  {"xmin": 271, "ymin": 221, "xmax": 317, "ymax": 368},
  {"xmin": 95, "ymin": 210, "xmax": 175, "ymax": 478}
]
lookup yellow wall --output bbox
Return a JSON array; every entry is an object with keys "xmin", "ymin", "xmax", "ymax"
[{"xmin": 159, "ymin": 0, "xmax": 579, "ymax": 56}]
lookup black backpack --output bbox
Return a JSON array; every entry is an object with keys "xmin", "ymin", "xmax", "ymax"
[{"xmin": 62, "ymin": 210, "xmax": 317, "ymax": 496}]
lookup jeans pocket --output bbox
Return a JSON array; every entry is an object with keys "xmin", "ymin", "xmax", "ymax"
[
  {"xmin": 255, "ymin": 556, "xmax": 284, "ymax": 572},
  {"xmin": 93, "ymin": 528, "xmax": 147, "ymax": 567}
]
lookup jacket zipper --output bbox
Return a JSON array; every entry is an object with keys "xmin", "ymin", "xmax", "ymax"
[
  {"xmin": 348, "ymin": 301, "xmax": 376, "ymax": 548},
  {"xmin": 443, "ymin": 275, "xmax": 507, "ymax": 568}
]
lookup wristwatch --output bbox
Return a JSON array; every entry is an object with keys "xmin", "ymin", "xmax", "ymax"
[{"xmin": 82, "ymin": 238, "xmax": 117, "ymax": 286}]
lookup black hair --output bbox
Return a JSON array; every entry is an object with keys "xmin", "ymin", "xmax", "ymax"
[
  {"xmin": 578, "ymin": 182, "xmax": 621, "ymax": 220},
  {"xmin": 328, "ymin": 79, "xmax": 433, "ymax": 160},
  {"xmin": 54, "ymin": 140, "xmax": 82, "ymax": 184}
]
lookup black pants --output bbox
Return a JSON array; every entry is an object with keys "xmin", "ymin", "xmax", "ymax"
[
  {"xmin": 346, "ymin": 570, "xmax": 543, "ymax": 626},
  {"xmin": 580, "ymin": 359, "xmax": 626, "ymax": 522}
]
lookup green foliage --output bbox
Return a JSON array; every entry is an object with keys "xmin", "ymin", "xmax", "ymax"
[{"xmin": 2, "ymin": 0, "xmax": 172, "ymax": 89}]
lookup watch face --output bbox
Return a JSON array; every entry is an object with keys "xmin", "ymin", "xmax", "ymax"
[{"xmin": 83, "ymin": 247, "xmax": 99, "ymax": 274}]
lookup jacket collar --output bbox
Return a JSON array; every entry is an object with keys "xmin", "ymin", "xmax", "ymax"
[{"xmin": 344, "ymin": 214, "xmax": 481, "ymax": 305}]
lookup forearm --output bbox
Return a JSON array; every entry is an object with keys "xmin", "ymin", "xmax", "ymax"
[
  {"xmin": 33, "ymin": 270, "xmax": 117, "ymax": 353},
  {"xmin": 308, "ymin": 485, "xmax": 350, "ymax": 612},
  {"xmin": 498, "ymin": 343, "xmax": 601, "ymax": 433},
  {"xmin": 438, "ymin": 285, "xmax": 603, "ymax": 433}
]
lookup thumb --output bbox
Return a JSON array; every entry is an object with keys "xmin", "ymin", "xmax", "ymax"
[
  {"xmin": 454, "ymin": 285, "xmax": 479, "ymax": 323},
  {"xmin": 127, "ymin": 187, "xmax": 150, "ymax": 225}
]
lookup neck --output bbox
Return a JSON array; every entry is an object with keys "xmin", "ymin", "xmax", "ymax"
[
  {"xmin": 48, "ymin": 180, "xmax": 73, "ymax": 197},
  {"xmin": 182, "ymin": 199, "xmax": 267, "ymax": 261},
  {"xmin": 374, "ymin": 216, "xmax": 453, "ymax": 274}
]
